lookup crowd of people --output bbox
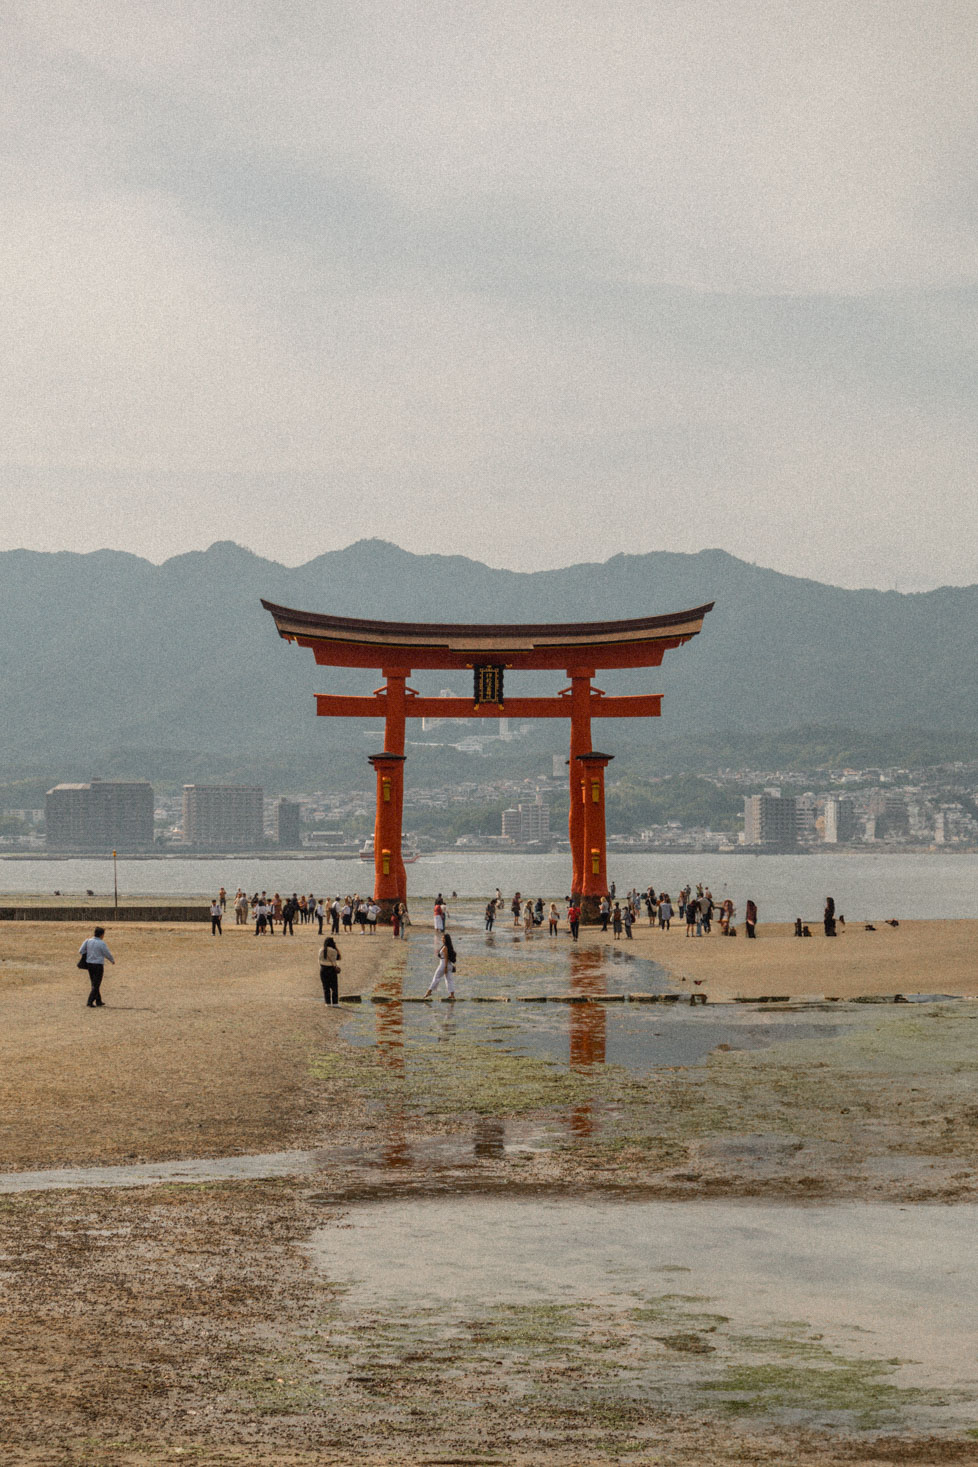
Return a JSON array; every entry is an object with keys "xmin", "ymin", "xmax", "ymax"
[
  {"xmin": 198, "ymin": 883, "xmax": 771, "ymax": 945},
  {"xmin": 79, "ymin": 881, "xmax": 852, "ymax": 1010},
  {"xmin": 475, "ymin": 884, "xmax": 760, "ymax": 941},
  {"xmin": 208, "ymin": 889, "xmax": 414, "ymax": 938}
]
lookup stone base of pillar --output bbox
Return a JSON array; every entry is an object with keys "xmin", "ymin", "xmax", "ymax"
[
  {"xmin": 580, "ymin": 895, "xmax": 604, "ymax": 925},
  {"xmin": 373, "ymin": 897, "xmax": 402, "ymax": 925}
]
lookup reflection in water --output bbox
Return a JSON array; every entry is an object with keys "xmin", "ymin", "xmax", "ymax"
[
  {"xmin": 374, "ymin": 981, "xmax": 411, "ymax": 1169},
  {"xmin": 473, "ymin": 1118, "xmax": 506, "ymax": 1157},
  {"xmin": 567, "ymin": 948, "xmax": 607, "ymax": 1136}
]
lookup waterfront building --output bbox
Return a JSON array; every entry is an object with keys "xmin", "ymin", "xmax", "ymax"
[
  {"xmin": 181, "ymin": 785, "xmax": 264, "ymax": 851},
  {"xmin": 520, "ymin": 793, "xmax": 551, "ymax": 841},
  {"xmin": 823, "ymin": 795, "xmax": 856, "ymax": 844},
  {"xmin": 743, "ymin": 793, "xmax": 798, "ymax": 850},
  {"xmin": 501, "ymin": 795, "xmax": 550, "ymax": 842},
  {"xmin": 501, "ymin": 807, "xmax": 522, "ymax": 839},
  {"xmin": 276, "ymin": 798, "xmax": 302, "ymax": 849},
  {"xmin": 45, "ymin": 779, "xmax": 154, "ymax": 852}
]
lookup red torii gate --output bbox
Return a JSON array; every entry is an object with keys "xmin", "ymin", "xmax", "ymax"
[{"xmin": 261, "ymin": 599, "xmax": 713, "ymax": 921}]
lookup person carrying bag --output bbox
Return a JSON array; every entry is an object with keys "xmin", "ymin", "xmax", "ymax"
[
  {"xmin": 78, "ymin": 926, "xmax": 114, "ymax": 1008},
  {"xmin": 319, "ymin": 935, "xmax": 341, "ymax": 1006}
]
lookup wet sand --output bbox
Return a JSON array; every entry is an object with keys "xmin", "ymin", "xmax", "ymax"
[{"xmin": 3, "ymin": 914, "xmax": 978, "ymax": 1464}]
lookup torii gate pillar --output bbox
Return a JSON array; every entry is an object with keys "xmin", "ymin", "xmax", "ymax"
[
  {"xmin": 577, "ymin": 752, "xmax": 613, "ymax": 924},
  {"xmin": 567, "ymin": 670, "xmax": 594, "ymax": 898},
  {"xmin": 367, "ymin": 753, "xmax": 406, "ymax": 913}
]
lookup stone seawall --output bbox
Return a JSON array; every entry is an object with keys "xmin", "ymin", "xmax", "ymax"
[{"xmin": 0, "ymin": 907, "xmax": 210, "ymax": 923}]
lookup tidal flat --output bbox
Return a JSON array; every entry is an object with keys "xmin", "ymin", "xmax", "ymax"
[{"xmin": 1, "ymin": 916, "xmax": 977, "ymax": 1464}]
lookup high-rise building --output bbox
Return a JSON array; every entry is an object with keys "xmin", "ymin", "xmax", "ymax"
[
  {"xmin": 743, "ymin": 793, "xmax": 798, "ymax": 850},
  {"xmin": 45, "ymin": 779, "xmax": 155, "ymax": 852},
  {"xmin": 876, "ymin": 794, "xmax": 910, "ymax": 840},
  {"xmin": 182, "ymin": 785, "xmax": 264, "ymax": 851},
  {"xmin": 277, "ymin": 798, "xmax": 302, "ymax": 849},
  {"xmin": 795, "ymin": 794, "xmax": 818, "ymax": 845},
  {"xmin": 823, "ymin": 796, "xmax": 856, "ymax": 844},
  {"xmin": 501, "ymin": 807, "xmax": 522, "ymax": 839},
  {"xmin": 520, "ymin": 794, "xmax": 550, "ymax": 841},
  {"xmin": 501, "ymin": 796, "xmax": 551, "ymax": 842}
]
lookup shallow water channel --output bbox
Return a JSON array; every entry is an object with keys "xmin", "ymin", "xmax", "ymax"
[{"xmin": 341, "ymin": 901, "xmax": 858, "ymax": 1075}]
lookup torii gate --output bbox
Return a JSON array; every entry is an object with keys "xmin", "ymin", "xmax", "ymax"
[{"xmin": 261, "ymin": 599, "xmax": 713, "ymax": 921}]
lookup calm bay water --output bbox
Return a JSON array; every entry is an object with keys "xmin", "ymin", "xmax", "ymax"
[{"xmin": 1, "ymin": 850, "xmax": 975, "ymax": 921}]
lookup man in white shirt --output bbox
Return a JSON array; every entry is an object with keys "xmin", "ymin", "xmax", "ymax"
[{"xmin": 79, "ymin": 927, "xmax": 114, "ymax": 1007}]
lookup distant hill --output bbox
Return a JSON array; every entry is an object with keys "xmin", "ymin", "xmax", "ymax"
[{"xmin": 3, "ymin": 541, "xmax": 976, "ymax": 785}]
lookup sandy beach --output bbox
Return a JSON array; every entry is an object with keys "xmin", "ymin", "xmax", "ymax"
[
  {"xmin": 3, "ymin": 912, "xmax": 978, "ymax": 1465},
  {"xmin": 625, "ymin": 916, "xmax": 978, "ymax": 1001}
]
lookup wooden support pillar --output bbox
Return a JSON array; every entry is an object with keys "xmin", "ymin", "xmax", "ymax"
[
  {"xmin": 566, "ymin": 670, "xmax": 594, "ymax": 897},
  {"xmin": 382, "ymin": 669, "xmax": 409, "ymax": 898},
  {"xmin": 368, "ymin": 752, "xmax": 406, "ymax": 915},
  {"xmin": 577, "ymin": 751, "xmax": 613, "ymax": 924}
]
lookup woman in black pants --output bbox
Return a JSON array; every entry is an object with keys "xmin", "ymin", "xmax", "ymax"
[{"xmin": 319, "ymin": 935, "xmax": 341, "ymax": 1004}]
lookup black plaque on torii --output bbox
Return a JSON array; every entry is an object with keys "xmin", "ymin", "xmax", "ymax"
[{"xmin": 473, "ymin": 665, "xmax": 504, "ymax": 706}]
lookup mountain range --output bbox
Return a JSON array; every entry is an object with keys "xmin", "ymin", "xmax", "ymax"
[{"xmin": 2, "ymin": 540, "xmax": 975, "ymax": 790}]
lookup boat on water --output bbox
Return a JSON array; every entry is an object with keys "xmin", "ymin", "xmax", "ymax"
[{"xmin": 358, "ymin": 838, "xmax": 420, "ymax": 864}]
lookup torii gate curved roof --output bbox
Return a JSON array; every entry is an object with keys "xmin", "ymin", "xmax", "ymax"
[{"xmin": 261, "ymin": 599, "xmax": 714, "ymax": 671}]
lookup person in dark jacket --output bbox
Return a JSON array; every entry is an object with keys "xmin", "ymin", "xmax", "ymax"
[{"xmin": 745, "ymin": 898, "xmax": 758, "ymax": 938}]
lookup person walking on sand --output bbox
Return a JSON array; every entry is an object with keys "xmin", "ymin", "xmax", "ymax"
[
  {"xmin": 318, "ymin": 933, "xmax": 341, "ymax": 1005},
  {"xmin": 623, "ymin": 903, "xmax": 633, "ymax": 940},
  {"xmin": 567, "ymin": 900, "xmax": 580, "ymax": 941},
  {"xmin": 548, "ymin": 902, "xmax": 559, "ymax": 936},
  {"xmin": 210, "ymin": 899, "xmax": 223, "ymax": 936},
  {"xmin": 424, "ymin": 931, "xmax": 457, "ymax": 1000},
  {"xmin": 523, "ymin": 901, "xmax": 534, "ymax": 939},
  {"xmin": 612, "ymin": 902, "xmax": 623, "ymax": 939},
  {"xmin": 485, "ymin": 900, "xmax": 495, "ymax": 932},
  {"xmin": 79, "ymin": 927, "xmax": 114, "ymax": 1007}
]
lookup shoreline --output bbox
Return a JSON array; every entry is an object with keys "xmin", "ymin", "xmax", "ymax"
[{"xmin": 3, "ymin": 843, "xmax": 976, "ymax": 860}]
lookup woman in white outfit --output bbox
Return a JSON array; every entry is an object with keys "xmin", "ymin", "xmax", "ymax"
[{"xmin": 424, "ymin": 931, "xmax": 457, "ymax": 999}]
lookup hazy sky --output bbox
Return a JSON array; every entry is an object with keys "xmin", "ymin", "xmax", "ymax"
[{"xmin": 4, "ymin": 2, "xmax": 977, "ymax": 589}]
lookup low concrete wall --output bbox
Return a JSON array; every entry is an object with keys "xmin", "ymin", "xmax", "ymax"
[{"xmin": 0, "ymin": 906, "xmax": 210, "ymax": 923}]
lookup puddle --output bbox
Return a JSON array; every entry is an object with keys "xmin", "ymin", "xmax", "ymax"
[
  {"xmin": 344, "ymin": 1000, "xmax": 853, "ymax": 1075},
  {"xmin": 0, "ymin": 1150, "xmax": 320, "ymax": 1193},
  {"xmin": 343, "ymin": 901, "xmax": 856, "ymax": 1076},
  {"xmin": 306, "ymin": 1196, "xmax": 978, "ymax": 1434}
]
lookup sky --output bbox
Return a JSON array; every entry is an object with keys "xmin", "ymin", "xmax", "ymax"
[{"xmin": 3, "ymin": 1, "xmax": 977, "ymax": 591}]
